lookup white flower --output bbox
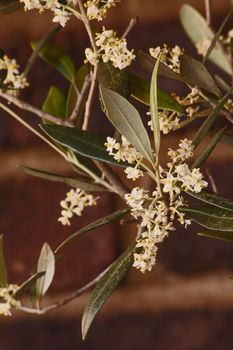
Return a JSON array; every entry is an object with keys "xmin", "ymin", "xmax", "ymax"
[
  {"xmin": 58, "ymin": 188, "xmax": 97, "ymax": 226},
  {"xmin": 0, "ymin": 55, "xmax": 28, "ymax": 92},
  {"xmin": 125, "ymin": 167, "xmax": 143, "ymax": 181},
  {"xmin": 0, "ymin": 284, "xmax": 21, "ymax": 316},
  {"xmin": 85, "ymin": 0, "xmax": 117, "ymax": 21},
  {"xmin": 85, "ymin": 28, "xmax": 135, "ymax": 70}
]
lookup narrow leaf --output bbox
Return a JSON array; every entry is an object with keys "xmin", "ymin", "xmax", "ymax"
[
  {"xmin": 31, "ymin": 41, "xmax": 75, "ymax": 82},
  {"xmin": 55, "ymin": 207, "xmax": 131, "ymax": 254},
  {"xmin": 100, "ymin": 86, "xmax": 153, "ymax": 162},
  {"xmin": 20, "ymin": 165, "xmax": 106, "ymax": 192},
  {"xmin": 82, "ymin": 245, "xmax": 135, "ymax": 339},
  {"xmin": 0, "ymin": 235, "xmax": 7, "ymax": 287},
  {"xmin": 42, "ymin": 86, "xmax": 66, "ymax": 119},
  {"xmin": 185, "ymin": 190, "xmax": 233, "ymax": 212},
  {"xmin": 192, "ymin": 87, "xmax": 233, "ymax": 147},
  {"xmin": 198, "ymin": 231, "xmax": 233, "ymax": 243},
  {"xmin": 192, "ymin": 126, "xmax": 227, "ymax": 168},
  {"xmin": 180, "ymin": 4, "xmax": 232, "ymax": 75},
  {"xmin": 129, "ymin": 74, "xmax": 184, "ymax": 114},
  {"xmin": 14, "ymin": 272, "xmax": 45, "ymax": 299},
  {"xmin": 36, "ymin": 243, "xmax": 55, "ymax": 298},
  {"xmin": 198, "ymin": 230, "xmax": 233, "ymax": 243},
  {"xmin": 180, "ymin": 55, "xmax": 221, "ymax": 98},
  {"xmin": 150, "ymin": 57, "xmax": 161, "ymax": 156},
  {"xmin": 42, "ymin": 124, "xmax": 128, "ymax": 167},
  {"xmin": 179, "ymin": 206, "xmax": 233, "ymax": 231}
]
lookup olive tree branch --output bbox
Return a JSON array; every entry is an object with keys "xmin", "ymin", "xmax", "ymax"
[
  {"xmin": 69, "ymin": 74, "xmax": 92, "ymax": 125},
  {"xmin": 16, "ymin": 268, "xmax": 108, "ymax": 315},
  {"xmin": 82, "ymin": 64, "xmax": 98, "ymax": 130},
  {"xmin": 0, "ymin": 92, "xmax": 73, "ymax": 127}
]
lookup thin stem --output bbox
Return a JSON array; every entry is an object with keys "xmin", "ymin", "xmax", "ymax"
[
  {"xmin": 0, "ymin": 92, "xmax": 73, "ymax": 127},
  {"xmin": 69, "ymin": 74, "xmax": 92, "ymax": 125},
  {"xmin": 76, "ymin": 0, "xmax": 97, "ymax": 52},
  {"xmin": 16, "ymin": 268, "xmax": 108, "ymax": 315},
  {"xmin": 205, "ymin": 0, "xmax": 212, "ymax": 26},
  {"xmin": 121, "ymin": 17, "xmax": 138, "ymax": 40},
  {"xmin": 23, "ymin": 25, "xmax": 61, "ymax": 77},
  {"xmin": 82, "ymin": 64, "xmax": 98, "ymax": 130},
  {"xmin": 94, "ymin": 161, "xmax": 129, "ymax": 198},
  {"xmin": 0, "ymin": 102, "xmax": 65, "ymax": 158}
]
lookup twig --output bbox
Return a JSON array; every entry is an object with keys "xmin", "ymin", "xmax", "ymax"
[
  {"xmin": 77, "ymin": 0, "xmax": 97, "ymax": 52},
  {"xmin": 121, "ymin": 17, "xmax": 138, "ymax": 40},
  {"xmin": 23, "ymin": 25, "xmax": 61, "ymax": 77},
  {"xmin": 82, "ymin": 64, "xmax": 98, "ymax": 130},
  {"xmin": 0, "ymin": 92, "xmax": 73, "ymax": 126},
  {"xmin": 94, "ymin": 161, "xmax": 129, "ymax": 198},
  {"xmin": 205, "ymin": 0, "xmax": 212, "ymax": 27},
  {"xmin": 16, "ymin": 268, "xmax": 108, "ymax": 315},
  {"xmin": 69, "ymin": 74, "xmax": 92, "ymax": 125}
]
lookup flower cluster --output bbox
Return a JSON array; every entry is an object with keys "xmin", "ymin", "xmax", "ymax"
[
  {"xmin": 20, "ymin": 0, "xmax": 77, "ymax": 26},
  {"xmin": 148, "ymin": 87, "xmax": 200, "ymax": 134},
  {"xmin": 105, "ymin": 135, "xmax": 143, "ymax": 181},
  {"xmin": 149, "ymin": 44, "xmax": 184, "ymax": 73},
  {"xmin": 0, "ymin": 55, "xmax": 28, "ymax": 92},
  {"xmin": 58, "ymin": 188, "xmax": 97, "ymax": 226},
  {"xmin": 0, "ymin": 285, "xmax": 20, "ymax": 316},
  {"xmin": 85, "ymin": 0, "xmax": 117, "ymax": 21},
  {"xmin": 122, "ymin": 138, "xmax": 207, "ymax": 273},
  {"xmin": 85, "ymin": 28, "xmax": 135, "ymax": 69}
]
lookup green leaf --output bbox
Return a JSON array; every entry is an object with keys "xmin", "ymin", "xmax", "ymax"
[
  {"xmin": 192, "ymin": 87, "xmax": 233, "ymax": 147},
  {"xmin": 36, "ymin": 243, "xmax": 55, "ymax": 298},
  {"xmin": 179, "ymin": 206, "xmax": 233, "ymax": 231},
  {"xmin": 14, "ymin": 272, "xmax": 45, "ymax": 299},
  {"xmin": 55, "ymin": 207, "xmax": 131, "ymax": 254},
  {"xmin": 185, "ymin": 190, "xmax": 233, "ymax": 212},
  {"xmin": 0, "ymin": 235, "xmax": 7, "ymax": 287},
  {"xmin": 82, "ymin": 245, "xmax": 135, "ymax": 339},
  {"xmin": 137, "ymin": 51, "xmax": 184, "ymax": 82},
  {"xmin": 198, "ymin": 230, "xmax": 233, "ymax": 243},
  {"xmin": 42, "ymin": 86, "xmax": 66, "ymax": 119},
  {"xmin": 150, "ymin": 57, "xmax": 161, "ymax": 156},
  {"xmin": 98, "ymin": 62, "xmax": 130, "ymax": 98},
  {"xmin": 100, "ymin": 86, "xmax": 153, "ymax": 162},
  {"xmin": 66, "ymin": 65, "xmax": 89, "ymax": 120},
  {"xmin": 31, "ymin": 41, "xmax": 75, "ymax": 82},
  {"xmin": 129, "ymin": 74, "xmax": 184, "ymax": 114},
  {"xmin": 180, "ymin": 55, "xmax": 221, "ymax": 98},
  {"xmin": 42, "ymin": 125, "xmax": 128, "ymax": 167},
  {"xmin": 0, "ymin": 0, "xmax": 22, "ymax": 13},
  {"xmin": 24, "ymin": 26, "xmax": 61, "ymax": 77},
  {"xmin": 20, "ymin": 165, "xmax": 106, "ymax": 192},
  {"xmin": 192, "ymin": 126, "xmax": 227, "ymax": 168},
  {"xmin": 180, "ymin": 4, "xmax": 232, "ymax": 75}
]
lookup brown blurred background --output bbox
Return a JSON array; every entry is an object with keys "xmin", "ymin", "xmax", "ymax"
[{"xmin": 0, "ymin": 0, "xmax": 233, "ymax": 349}]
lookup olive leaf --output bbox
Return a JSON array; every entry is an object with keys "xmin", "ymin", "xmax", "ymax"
[
  {"xmin": 185, "ymin": 190, "xmax": 233, "ymax": 212},
  {"xmin": 180, "ymin": 4, "xmax": 232, "ymax": 75},
  {"xmin": 150, "ymin": 56, "xmax": 161, "ymax": 156},
  {"xmin": 36, "ymin": 243, "xmax": 55, "ymax": 298},
  {"xmin": 179, "ymin": 206, "xmax": 233, "ymax": 231},
  {"xmin": 198, "ymin": 230, "xmax": 233, "ymax": 243},
  {"xmin": 100, "ymin": 86, "xmax": 153, "ymax": 163},
  {"xmin": 82, "ymin": 245, "xmax": 135, "ymax": 339},
  {"xmin": 42, "ymin": 86, "xmax": 67, "ymax": 119}
]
